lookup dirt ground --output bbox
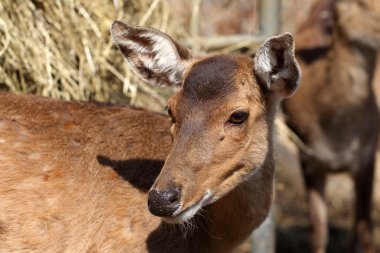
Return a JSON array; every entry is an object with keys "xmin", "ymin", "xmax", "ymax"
[{"xmin": 273, "ymin": 129, "xmax": 380, "ymax": 252}]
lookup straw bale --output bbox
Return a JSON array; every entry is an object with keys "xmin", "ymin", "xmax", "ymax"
[{"xmin": 0, "ymin": 0, "xmax": 187, "ymax": 109}]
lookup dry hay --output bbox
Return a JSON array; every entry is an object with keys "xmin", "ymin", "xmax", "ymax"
[{"xmin": 0, "ymin": 0, "xmax": 190, "ymax": 108}]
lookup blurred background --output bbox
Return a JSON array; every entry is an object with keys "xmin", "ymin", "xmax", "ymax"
[{"xmin": 0, "ymin": 0, "xmax": 379, "ymax": 252}]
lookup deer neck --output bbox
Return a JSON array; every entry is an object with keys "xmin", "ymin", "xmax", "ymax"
[
  {"xmin": 320, "ymin": 33, "xmax": 377, "ymax": 108},
  {"xmin": 330, "ymin": 33, "xmax": 377, "ymax": 88},
  {"xmin": 203, "ymin": 153, "xmax": 275, "ymax": 253}
]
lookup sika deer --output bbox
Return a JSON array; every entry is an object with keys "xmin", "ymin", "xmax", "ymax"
[
  {"xmin": 0, "ymin": 21, "xmax": 300, "ymax": 253},
  {"xmin": 283, "ymin": 0, "xmax": 380, "ymax": 252}
]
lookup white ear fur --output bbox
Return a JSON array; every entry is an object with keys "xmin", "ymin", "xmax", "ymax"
[
  {"xmin": 254, "ymin": 33, "xmax": 301, "ymax": 98},
  {"xmin": 111, "ymin": 21, "xmax": 193, "ymax": 87}
]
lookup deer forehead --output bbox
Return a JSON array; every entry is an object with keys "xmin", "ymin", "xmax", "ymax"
[
  {"xmin": 167, "ymin": 55, "xmax": 263, "ymax": 127},
  {"xmin": 180, "ymin": 55, "xmax": 257, "ymax": 103}
]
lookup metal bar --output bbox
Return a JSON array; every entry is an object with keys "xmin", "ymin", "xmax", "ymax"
[
  {"xmin": 260, "ymin": 0, "xmax": 281, "ymax": 37},
  {"xmin": 250, "ymin": 1, "xmax": 280, "ymax": 251},
  {"xmin": 251, "ymin": 206, "xmax": 276, "ymax": 253}
]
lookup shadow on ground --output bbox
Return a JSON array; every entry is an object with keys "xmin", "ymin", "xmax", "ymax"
[{"xmin": 276, "ymin": 225, "xmax": 350, "ymax": 253}]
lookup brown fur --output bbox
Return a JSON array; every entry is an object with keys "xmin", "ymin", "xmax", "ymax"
[
  {"xmin": 0, "ymin": 93, "xmax": 171, "ymax": 252},
  {"xmin": 0, "ymin": 23, "xmax": 301, "ymax": 253},
  {"xmin": 283, "ymin": 0, "xmax": 380, "ymax": 252}
]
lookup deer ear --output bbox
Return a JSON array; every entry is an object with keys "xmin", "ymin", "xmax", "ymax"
[
  {"xmin": 111, "ymin": 20, "xmax": 193, "ymax": 87},
  {"xmin": 254, "ymin": 33, "xmax": 301, "ymax": 98}
]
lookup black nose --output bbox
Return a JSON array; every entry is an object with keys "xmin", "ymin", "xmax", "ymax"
[{"xmin": 148, "ymin": 189, "xmax": 180, "ymax": 217}]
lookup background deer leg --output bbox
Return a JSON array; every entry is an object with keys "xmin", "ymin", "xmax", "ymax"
[
  {"xmin": 351, "ymin": 155, "xmax": 376, "ymax": 253},
  {"xmin": 302, "ymin": 157, "xmax": 328, "ymax": 253}
]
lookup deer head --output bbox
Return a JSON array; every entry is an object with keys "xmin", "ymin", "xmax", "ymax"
[
  {"xmin": 295, "ymin": 0, "xmax": 337, "ymax": 51},
  {"xmin": 296, "ymin": 0, "xmax": 380, "ymax": 51},
  {"xmin": 111, "ymin": 21, "xmax": 301, "ymax": 223}
]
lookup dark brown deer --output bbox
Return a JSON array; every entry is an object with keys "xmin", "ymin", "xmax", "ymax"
[
  {"xmin": 283, "ymin": 0, "xmax": 380, "ymax": 252},
  {"xmin": 0, "ymin": 22, "xmax": 300, "ymax": 252}
]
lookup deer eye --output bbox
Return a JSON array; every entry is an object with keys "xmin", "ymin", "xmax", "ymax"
[{"xmin": 228, "ymin": 111, "xmax": 249, "ymax": 125}]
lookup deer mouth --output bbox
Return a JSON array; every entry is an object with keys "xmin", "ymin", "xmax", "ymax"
[{"xmin": 162, "ymin": 190, "xmax": 213, "ymax": 224}]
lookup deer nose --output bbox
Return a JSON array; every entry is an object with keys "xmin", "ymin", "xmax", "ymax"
[{"xmin": 147, "ymin": 189, "xmax": 181, "ymax": 217}]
